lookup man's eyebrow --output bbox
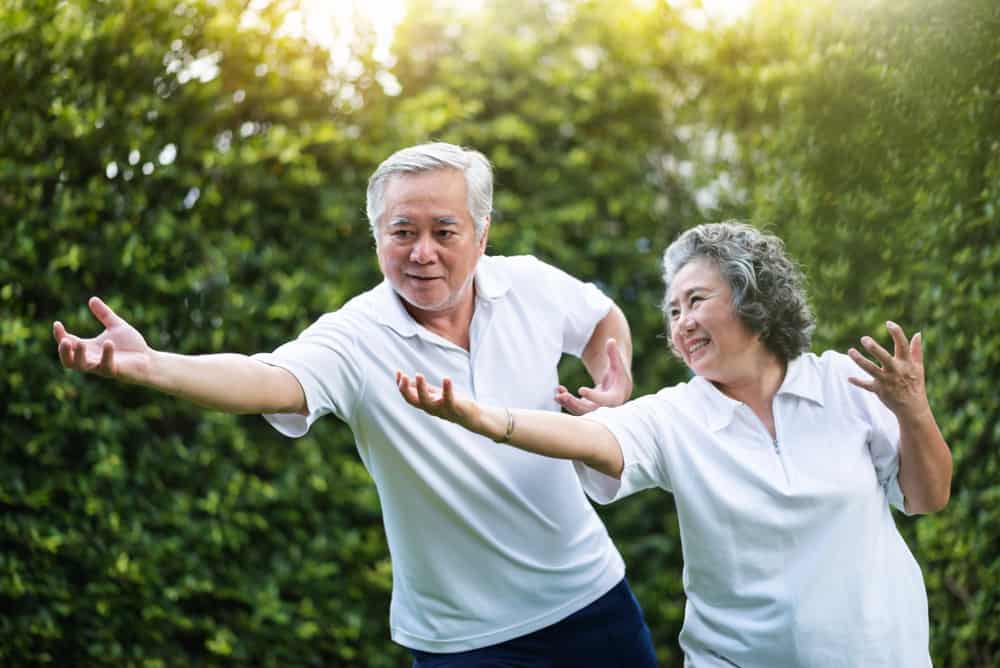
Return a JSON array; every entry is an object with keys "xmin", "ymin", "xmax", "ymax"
[{"xmin": 386, "ymin": 217, "xmax": 460, "ymax": 225}]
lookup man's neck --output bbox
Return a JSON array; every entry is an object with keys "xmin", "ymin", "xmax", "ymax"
[{"xmin": 403, "ymin": 292, "xmax": 476, "ymax": 351}]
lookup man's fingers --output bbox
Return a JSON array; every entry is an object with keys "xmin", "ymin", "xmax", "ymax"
[
  {"xmin": 99, "ymin": 340, "xmax": 115, "ymax": 372},
  {"xmin": 578, "ymin": 386, "xmax": 612, "ymax": 403},
  {"xmin": 89, "ymin": 296, "xmax": 122, "ymax": 329},
  {"xmin": 58, "ymin": 338, "xmax": 74, "ymax": 368},
  {"xmin": 555, "ymin": 391, "xmax": 597, "ymax": 415},
  {"xmin": 605, "ymin": 338, "xmax": 623, "ymax": 371},
  {"xmin": 73, "ymin": 339, "xmax": 90, "ymax": 370}
]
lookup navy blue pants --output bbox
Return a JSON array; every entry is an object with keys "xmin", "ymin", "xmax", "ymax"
[{"xmin": 410, "ymin": 578, "xmax": 659, "ymax": 667}]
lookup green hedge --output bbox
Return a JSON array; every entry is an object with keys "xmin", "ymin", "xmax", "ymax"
[{"xmin": 2, "ymin": 0, "xmax": 996, "ymax": 665}]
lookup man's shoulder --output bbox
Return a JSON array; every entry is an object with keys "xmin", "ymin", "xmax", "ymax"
[
  {"xmin": 308, "ymin": 283, "xmax": 386, "ymax": 332},
  {"xmin": 482, "ymin": 253, "xmax": 545, "ymax": 274},
  {"xmin": 483, "ymin": 254, "xmax": 583, "ymax": 291}
]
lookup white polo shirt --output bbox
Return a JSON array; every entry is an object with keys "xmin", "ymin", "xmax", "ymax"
[
  {"xmin": 578, "ymin": 351, "xmax": 930, "ymax": 668},
  {"xmin": 253, "ymin": 255, "xmax": 625, "ymax": 653}
]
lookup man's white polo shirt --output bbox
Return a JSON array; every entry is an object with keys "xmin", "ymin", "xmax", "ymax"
[
  {"xmin": 578, "ymin": 351, "xmax": 931, "ymax": 667},
  {"xmin": 253, "ymin": 255, "xmax": 625, "ymax": 653}
]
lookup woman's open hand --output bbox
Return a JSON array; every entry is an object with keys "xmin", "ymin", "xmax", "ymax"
[
  {"xmin": 848, "ymin": 321, "xmax": 931, "ymax": 420},
  {"xmin": 396, "ymin": 372, "xmax": 484, "ymax": 434}
]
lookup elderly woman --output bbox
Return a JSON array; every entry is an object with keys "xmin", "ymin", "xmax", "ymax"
[{"xmin": 397, "ymin": 222, "xmax": 951, "ymax": 667}]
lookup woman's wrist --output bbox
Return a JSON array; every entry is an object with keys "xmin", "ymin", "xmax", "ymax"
[{"xmin": 474, "ymin": 405, "xmax": 510, "ymax": 442}]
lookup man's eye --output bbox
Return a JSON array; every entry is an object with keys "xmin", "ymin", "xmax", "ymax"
[{"xmin": 668, "ymin": 309, "xmax": 680, "ymax": 319}]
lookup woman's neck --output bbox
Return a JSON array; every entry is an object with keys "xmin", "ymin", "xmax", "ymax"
[{"xmin": 713, "ymin": 350, "xmax": 786, "ymax": 416}]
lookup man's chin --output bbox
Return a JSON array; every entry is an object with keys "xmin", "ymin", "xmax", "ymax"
[{"xmin": 397, "ymin": 289, "xmax": 450, "ymax": 313}]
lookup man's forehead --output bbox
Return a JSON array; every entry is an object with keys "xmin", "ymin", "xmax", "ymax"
[{"xmin": 384, "ymin": 167, "xmax": 464, "ymax": 191}]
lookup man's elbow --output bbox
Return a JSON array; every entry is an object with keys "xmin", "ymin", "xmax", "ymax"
[
  {"xmin": 926, "ymin": 486, "xmax": 951, "ymax": 513},
  {"xmin": 907, "ymin": 487, "xmax": 951, "ymax": 515}
]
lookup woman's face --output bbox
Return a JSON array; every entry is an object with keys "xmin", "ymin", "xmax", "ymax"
[{"xmin": 667, "ymin": 258, "xmax": 761, "ymax": 382}]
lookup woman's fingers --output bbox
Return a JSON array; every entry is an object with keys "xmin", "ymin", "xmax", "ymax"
[
  {"xmin": 885, "ymin": 321, "xmax": 910, "ymax": 361},
  {"xmin": 848, "ymin": 346, "xmax": 880, "ymax": 375},
  {"xmin": 860, "ymin": 335, "xmax": 893, "ymax": 369},
  {"xmin": 398, "ymin": 372, "xmax": 464, "ymax": 420},
  {"xmin": 846, "ymin": 374, "xmax": 875, "ymax": 393},
  {"xmin": 396, "ymin": 371, "xmax": 419, "ymax": 406},
  {"xmin": 910, "ymin": 331, "xmax": 923, "ymax": 365},
  {"xmin": 442, "ymin": 377, "xmax": 455, "ymax": 408}
]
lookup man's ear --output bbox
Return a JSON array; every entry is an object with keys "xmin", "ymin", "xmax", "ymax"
[{"xmin": 478, "ymin": 216, "xmax": 491, "ymax": 252}]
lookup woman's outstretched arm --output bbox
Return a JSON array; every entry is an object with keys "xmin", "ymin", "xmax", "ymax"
[{"xmin": 396, "ymin": 371, "xmax": 624, "ymax": 478}]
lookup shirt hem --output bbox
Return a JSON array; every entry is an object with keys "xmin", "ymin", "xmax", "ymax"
[{"xmin": 390, "ymin": 562, "xmax": 625, "ymax": 653}]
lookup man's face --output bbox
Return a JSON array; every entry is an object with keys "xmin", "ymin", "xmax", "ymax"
[{"xmin": 375, "ymin": 169, "xmax": 487, "ymax": 321}]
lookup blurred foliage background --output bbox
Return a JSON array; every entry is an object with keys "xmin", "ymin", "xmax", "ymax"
[{"xmin": 1, "ymin": 0, "xmax": 997, "ymax": 665}]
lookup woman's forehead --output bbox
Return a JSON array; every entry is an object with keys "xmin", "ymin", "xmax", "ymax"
[{"xmin": 668, "ymin": 258, "xmax": 726, "ymax": 301}]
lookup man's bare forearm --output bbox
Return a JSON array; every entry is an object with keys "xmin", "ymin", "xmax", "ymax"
[{"xmin": 147, "ymin": 351, "xmax": 306, "ymax": 415}]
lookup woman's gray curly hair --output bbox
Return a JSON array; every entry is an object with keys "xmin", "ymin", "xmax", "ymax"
[{"xmin": 661, "ymin": 221, "xmax": 815, "ymax": 363}]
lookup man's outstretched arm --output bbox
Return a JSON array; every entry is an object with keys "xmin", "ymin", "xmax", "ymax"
[{"xmin": 54, "ymin": 296, "xmax": 306, "ymax": 415}]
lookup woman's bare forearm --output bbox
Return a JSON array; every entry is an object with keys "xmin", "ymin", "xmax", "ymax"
[
  {"xmin": 896, "ymin": 407, "xmax": 952, "ymax": 513},
  {"xmin": 475, "ymin": 405, "xmax": 624, "ymax": 478}
]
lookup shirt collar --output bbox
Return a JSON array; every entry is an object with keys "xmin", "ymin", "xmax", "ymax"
[
  {"xmin": 372, "ymin": 255, "xmax": 512, "ymax": 338},
  {"xmin": 778, "ymin": 353, "xmax": 825, "ymax": 406},
  {"xmin": 693, "ymin": 376, "xmax": 743, "ymax": 432},
  {"xmin": 695, "ymin": 353, "xmax": 824, "ymax": 432}
]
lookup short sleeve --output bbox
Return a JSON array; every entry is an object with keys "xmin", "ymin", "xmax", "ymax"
[
  {"xmin": 252, "ymin": 313, "xmax": 365, "ymax": 438},
  {"xmin": 838, "ymin": 354, "xmax": 909, "ymax": 514},
  {"xmin": 519, "ymin": 257, "xmax": 611, "ymax": 357},
  {"xmin": 574, "ymin": 396, "xmax": 672, "ymax": 504}
]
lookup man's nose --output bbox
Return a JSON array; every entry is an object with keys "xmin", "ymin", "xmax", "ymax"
[{"xmin": 409, "ymin": 235, "xmax": 436, "ymax": 263}]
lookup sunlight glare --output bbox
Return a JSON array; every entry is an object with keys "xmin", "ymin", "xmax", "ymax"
[
  {"xmin": 665, "ymin": 0, "xmax": 755, "ymax": 28},
  {"xmin": 298, "ymin": 0, "xmax": 496, "ymax": 60}
]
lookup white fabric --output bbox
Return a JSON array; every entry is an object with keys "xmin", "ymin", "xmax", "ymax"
[
  {"xmin": 253, "ymin": 255, "xmax": 625, "ymax": 652},
  {"xmin": 577, "ymin": 351, "xmax": 930, "ymax": 668}
]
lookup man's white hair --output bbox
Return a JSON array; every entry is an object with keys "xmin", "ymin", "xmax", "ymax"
[{"xmin": 366, "ymin": 142, "xmax": 493, "ymax": 241}]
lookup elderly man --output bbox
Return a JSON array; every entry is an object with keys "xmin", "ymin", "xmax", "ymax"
[{"xmin": 53, "ymin": 143, "xmax": 658, "ymax": 666}]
